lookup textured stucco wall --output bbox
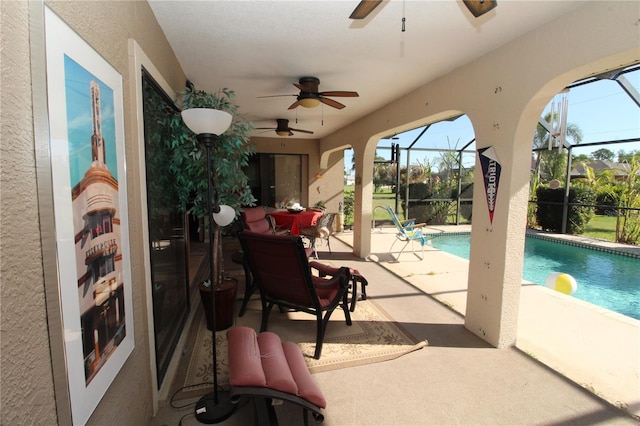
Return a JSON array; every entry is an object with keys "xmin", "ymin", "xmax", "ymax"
[
  {"xmin": 1, "ymin": 1, "xmax": 185, "ymax": 424},
  {"xmin": 1, "ymin": 2, "xmax": 58, "ymax": 424}
]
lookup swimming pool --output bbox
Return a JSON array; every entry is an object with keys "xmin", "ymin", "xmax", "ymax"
[{"xmin": 428, "ymin": 233, "xmax": 640, "ymax": 320}]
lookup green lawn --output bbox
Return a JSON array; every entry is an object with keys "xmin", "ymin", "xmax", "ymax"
[
  {"xmin": 344, "ymin": 185, "xmax": 397, "ymax": 221},
  {"xmin": 583, "ymin": 215, "xmax": 618, "ymax": 242},
  {"xmin": 373, "ymin": 188, "xmax": 396, "ymax": 220},
  {"xmin": 346, "ymin": 186, "xmax": 621, "ymax": 242}
]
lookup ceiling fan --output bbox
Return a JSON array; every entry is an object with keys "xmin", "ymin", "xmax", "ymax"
[
  {"xmin": 349, "ymin": 0, "xmax": 497, "ymax": 20},
  {"xmin": 255, "ymin": 119, "xmax": 313, "ymax": 137},
  {"xmin": 260, "ymin": 77, "xmax": 359, "ymax": 110}
]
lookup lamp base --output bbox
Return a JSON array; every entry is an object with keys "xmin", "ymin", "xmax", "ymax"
[{"xmin": 194, "ymin": 390, "xmax": 236, "ymax": 424}]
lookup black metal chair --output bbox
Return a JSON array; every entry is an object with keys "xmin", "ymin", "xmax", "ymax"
[
  {"xmin": 238, "ymin": 230, "xmax": 352, "ymax": 359},
  {"xmin": 300, "ymin": 212, "xmax": 335, "ymax": 259}
]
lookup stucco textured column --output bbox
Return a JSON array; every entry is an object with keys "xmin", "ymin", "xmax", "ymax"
[{"xmin": 352, "ymin": 145, "xmax": 376, "ymax": 258}]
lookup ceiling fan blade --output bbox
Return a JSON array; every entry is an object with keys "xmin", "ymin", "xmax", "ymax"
[
  {"xmin": 294, "ymin": 83, "xmax": 312, "ymax": 93},
  {"xmin": 349, "ymin": 0, "xmax": 382, "ymax": 19},
  {"xmin": 320, "ymin": 91, "xmax": 359, "ymax": 97},
  {"xmin": 289, "ymin": 127, "xmax": 314, "ymax": 134},
  {"xmin": 463, "ymin": 0, "xmax": 497, "ymax": 17},
  {"xmin": 320, "ymin": 97, "xmax": 346, "ymax": 109},
  {"xmin": 288, "ymin": 100, "xmax": 304, "ymax": 110}
]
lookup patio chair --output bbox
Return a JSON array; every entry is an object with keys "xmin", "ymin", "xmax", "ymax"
[
  {"xmin": 238, "ymin": 207, "xmax": 300, "ymax": 317},
  {"xmin": 310, "ymin": 261, "xmax": 368, "ymax": 312},
  {"xmin": 383, "ymin": 205, "xmax": 428, "ymax": 260},
  {"xmin": 241, "ymin": 206, "xmax": 287, "ymax": 235},
  {"xmin": 238, "ymin": 230, "xmax": 352, "ymax": 359},
  {"xmin": 300, "ymin": 212, "xmax": 335, "ymax": 259}
]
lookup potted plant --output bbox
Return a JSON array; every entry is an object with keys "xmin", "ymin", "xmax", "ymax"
[
  {"xmin": 312, "ymin": 200, "xmax": 326, "ymax": 211},
  {"xmin": 173, "ymin": 84, "xmax": 255, "ymax": 329}
]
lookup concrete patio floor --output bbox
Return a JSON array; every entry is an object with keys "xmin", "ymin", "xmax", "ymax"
[
  {"xmin": 150, "ymin": 229, "xmax": 639, "ymax": 425},
  {"xmin": 335, "ymin": 226, "xmax": 640, "ymax": 418}
]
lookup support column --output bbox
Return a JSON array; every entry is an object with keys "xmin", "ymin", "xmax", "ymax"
[
  {"xmin": 352, "ymin": 145, "xmax": 376, "ymax": 258},
  {"xmin": 465, "ymin": 121, "xmax": 533, "ymax": 348}
]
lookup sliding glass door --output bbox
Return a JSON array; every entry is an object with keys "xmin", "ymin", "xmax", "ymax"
[
  {"xmin": 246, "ymin": 153, "xmax": 302, "ymax": 207},
  {"xmin": 141, "ymin": 71, "xmax": 190, "ymax": 386}
]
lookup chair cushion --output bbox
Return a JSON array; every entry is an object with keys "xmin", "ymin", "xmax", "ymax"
[
  {"xmin": 227, "ymin": 326, "xmax": 327, "ymax": 410},
  {"xmin": 247, "ymin": 220, "xmax": 271, "ymax": 234},
  {"xmin": 243, "ymin": 207, "xmax": 266, "ymax": 222},
  {"xmin": 257, "ymin": 332, "xmax": 299, "ymax": 395},
  {"xmin": 227, "ymin": 327, "xmax": 267, "ymax": 387},
  {"xmin": 243, "ymin": 207, "xmax": 271, "ymax": 233},
  {"xmin": 282, "ymin": 341, "xmax": 326, "ymax": 408}
]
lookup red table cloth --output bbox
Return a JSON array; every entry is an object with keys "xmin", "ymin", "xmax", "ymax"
[{"xmin": 268, "ymin": 210, "xmax": 323, "ymax": 235}]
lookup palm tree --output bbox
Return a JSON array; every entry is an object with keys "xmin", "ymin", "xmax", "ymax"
[{"xmin": 532, "ymin": 111, "xmax": 583, "ymax": 183}]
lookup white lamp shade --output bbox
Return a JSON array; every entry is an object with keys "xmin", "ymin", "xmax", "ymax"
[
  {"xmin": 212, "ymin": 204, "xmax": 235, "ymax": 226},
  {"xmin": 181, "ymin": 108, "xmax": 232, "ymax": 135}
]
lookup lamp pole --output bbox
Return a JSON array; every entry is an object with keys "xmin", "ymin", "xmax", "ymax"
[
  {"xmin": 193, "ymin": 133, "xmax": 235, "ymax": 423},
  {"xmin": 181, "ymin": 108, "xmax": 235, "ymax": 424}
]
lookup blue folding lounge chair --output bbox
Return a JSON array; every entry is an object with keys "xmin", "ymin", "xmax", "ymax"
[{"xmin": 384, "ymin": 205, "xmax": 428, "ymax": 260}]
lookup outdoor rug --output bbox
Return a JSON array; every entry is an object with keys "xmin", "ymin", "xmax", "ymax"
[{"xmin": 170, "ymin": 297, "xmax": 428, "ymax": 401}]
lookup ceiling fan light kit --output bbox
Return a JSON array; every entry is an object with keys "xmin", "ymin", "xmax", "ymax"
[
  {"xmin": 298, "ymin": 97, "xmax": 322, "ymax": 108},
  {"xmin": 463, "ymin": 0, "xmax": 498, "ymax": 18}
]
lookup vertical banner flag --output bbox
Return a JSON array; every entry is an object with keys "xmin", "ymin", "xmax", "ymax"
[{"xmin": 478, "ymin": 147, "xmax": 502, "ymax": 224}]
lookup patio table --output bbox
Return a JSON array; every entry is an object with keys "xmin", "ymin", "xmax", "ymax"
[{"xmin": 268, "ymin": 210, "xmax": 323, "ymax": 235}]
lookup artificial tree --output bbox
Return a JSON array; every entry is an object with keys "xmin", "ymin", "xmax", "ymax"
[{"xmin": 175, "ymin": 85, "xmax": 255, "ymax": 291}]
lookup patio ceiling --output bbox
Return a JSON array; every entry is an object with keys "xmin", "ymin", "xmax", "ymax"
[{"xmin": 148, "ymin": 1, "xmax": 583, "ymax": 141}]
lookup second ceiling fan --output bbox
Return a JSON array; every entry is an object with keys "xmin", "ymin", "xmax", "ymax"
[{"xmin": 255, "ymin": 119, "xmax": 313, "ymax": 137}]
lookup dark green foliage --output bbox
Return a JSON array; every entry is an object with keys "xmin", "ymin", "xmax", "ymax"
[
  {"xmin": 535, "ymin": 187, "xmax": 563, "ymax": 231},
  {"xmin": 400, "ymin": 182, "xmax": 454, "ymax": 225},
  {"xmin": 343, "ymin": 189, "xmax": 355, "ymax": 227},
  {"xmin": 408, "ymin": 183, "xmax": 429, "ymax": 200},
  {"xmin": 535, "ymin": 186, "xmax": 595, "ymax": 234},
  {"xmin": 595, "ymin": 186, "xmax": 620, "ymax": 215},
  {"xmin": 174, "ymin": 86, "xmax": 256, "ymax": 218},
  {"xmin": 455, "ymin": 182, "xmax": 474, "ymax": 221},
  {"xmin": 142, "ymin": 78, "xmax": 182, "ymax": 216}
]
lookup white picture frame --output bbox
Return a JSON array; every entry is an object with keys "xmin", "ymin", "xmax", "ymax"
[{"xmin": 43, "ymin": 7, "xmax": 134, "ymax": 424}]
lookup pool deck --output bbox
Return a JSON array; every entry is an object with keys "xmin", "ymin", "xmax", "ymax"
[{"xmin": 334, "ymin": 226, "xmax": 640, "ymax": 417}]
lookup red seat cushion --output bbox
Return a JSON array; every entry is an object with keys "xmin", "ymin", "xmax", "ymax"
[
  {"xmin": 227, "ymin": 327, "xmax": 326, "ymax": 408},
  {"xmin": 257, "ymin": 332, "xmax": 298, "ymax": 395},
  {"xmin": 227, "ymin": 327, "xmax": 266, "ymax": 387},
  {"xmin": 283, "ymin": 341, "xmax": 326, "ymax": 408},
  {"xmin": 243, "ymin": 208, "xmax": 271, "ymax": 233}
]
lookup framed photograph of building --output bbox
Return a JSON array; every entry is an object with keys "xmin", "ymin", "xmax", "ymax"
[{"xmin": 43, "ymin": 6, "xmax": 134, "ymax": 424}]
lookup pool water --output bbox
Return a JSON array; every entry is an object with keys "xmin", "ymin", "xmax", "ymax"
[{"xmin": 428, "ymin": 234, "xmax": 640, "ymax": 320}]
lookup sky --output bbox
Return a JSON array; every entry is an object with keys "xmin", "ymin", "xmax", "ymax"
[
  {"xmin": 65, "ymin": 55, "xmax": 118, "ymax": 186},
  {"xmin": 345, "ymin": 66, "xmax": 640, "ymax": 173}
]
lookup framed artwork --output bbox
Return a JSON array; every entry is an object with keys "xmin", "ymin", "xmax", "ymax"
[{"xmin": 43, "ymin": 7, "xmax": 134, "ymax": 424}]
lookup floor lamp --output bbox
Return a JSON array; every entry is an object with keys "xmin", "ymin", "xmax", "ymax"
[{"xmin": 182, "ymin": 108, "xmax": 236, "ymax": 423}]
